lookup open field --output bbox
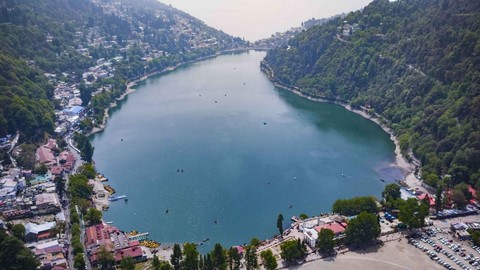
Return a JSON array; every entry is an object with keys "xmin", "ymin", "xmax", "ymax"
[{"xmin": 292, "ymin": 239, "xmax": 443, "ymax": 270}]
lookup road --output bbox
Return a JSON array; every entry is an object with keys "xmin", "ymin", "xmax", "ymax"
[{"xmin": 64, "ymin": 132, "xmax": 92, "ymax": 270}]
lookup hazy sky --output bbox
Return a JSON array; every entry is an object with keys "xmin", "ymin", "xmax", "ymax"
[{"xmin": 159, "ymin": 0, "xmax": 373, "ymax": 41}]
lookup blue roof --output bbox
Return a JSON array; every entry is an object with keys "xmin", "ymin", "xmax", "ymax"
[{"xmin": 64, "ymin": 106, "xmax": 84, "ymax": 115}]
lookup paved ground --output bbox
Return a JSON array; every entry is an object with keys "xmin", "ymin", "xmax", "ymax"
[{"xmin": 291, "ymin": 239, "xmax": 444, "ymax": 270}]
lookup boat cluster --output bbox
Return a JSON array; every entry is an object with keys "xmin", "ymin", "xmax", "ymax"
[{"xmin": 140, "ymin": 240, "xmax": 160, "ymax": 248}]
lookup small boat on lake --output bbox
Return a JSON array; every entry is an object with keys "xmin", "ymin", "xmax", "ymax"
[{"xmin": 108, "ymin": 194, "xmax": 128, "ymax": 201}]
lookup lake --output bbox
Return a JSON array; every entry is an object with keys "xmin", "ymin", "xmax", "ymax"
[{"xmin": 91, "ymin": 50, "xmax": 402, "ymax": 252}]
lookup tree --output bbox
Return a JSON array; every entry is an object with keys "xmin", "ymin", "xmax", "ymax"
[
  {"xmin": 435, "ymin": 185, "xmax": 444, "ymax": 212},
  {"xmin": 279, "ymin": 239, "xmax": 306, "ymax": 262},
  {"xmin": 84, "ymin": 207, "xmax": 102, "ymax": 225},
  {"xmin": 398, "ymin": 198, "xmax": 429, "ymax": 229},
  {"xmin": 11, "ymin": 224, "xmax": 25, "ymax": 241},
  {"xmin": 454, "ymin": 183, "xmax": 473, "ymax": 201},
  {"xmin": 452, "ymin": 189, "xmax": 467, "ymax": 209},
  {"xmin": 120, "ymin": 256, "xmax": 135, "ymax": 270},
  {"xmin": 182, "ymin": 243, "xmax": 199, "ymax": 270},
  {"xmin": 316, "ymin": 228, "xmax": 335, "ymax": 255},
  {"xmin": 244, "ymin": 245, "xmax": 258, "ymax": 270},
  {"xmin": 299, "ymin": 213, "xmax": 309, "ymax": 220},
  {"xmin": 382, "ymin": 183, "xmax": 401, "ymax": 201},
  {"xmin": 97, "ymin": 244, "xmax": 115, "ymax": 269},
  {"xmin": 276, "ymin": 214, "xmax": 284, "ymax": 236},
  {"xmin": 211, "ymin": 243, "xmax": 227, "ymax": 270},
  {"xmin": 332, "ymin": 196, "xmax": 378, "ymax": 216},
  {"xmin": 0, "ymin": 230, "xmax": 39, "ymax": 270},
  {"xmin": 345, "ymin": 212, "xmax": 381, "ymax": 246},
  {"xmin": 80, "ymin": 163, "xmax": 96, "ymax": 179},
  {"xmin": 228, "ymin": 247, "xmax": 241, "ymax": 270},
  {"xmin": 250, "ymin": 238, "xmax": 261, "ymax": 248},
  {"xmin": 204, "ymin": 253, "xmax": 213, "ymax": 270},
  {"xmin": 260, "ymin": 249, "xmax": 277, "ymax": 270},
  {"xmin": 68, "ymin": 174, "xmax": 92, "ymax": 201},
  {"xmin": 153, "ymin": 254, "xmax": 161, "ymax": 270},
  {"xmin": 74, "ymin": 253, "xmax": 86, "ymax": 270},
  {"xmin": 33, "ymin": 163, "xmax": 48, "ymax": 175},
  {"xmin": 159, "ymin": 261, "xmax": 174, "ymax": 270},
  {"xmin": 170, "ymin": 243, "xmax": 182, "ymax": 270},
  {"xmin": 55, "ymin": 176, "xmax": 66, "ymax": 197}
]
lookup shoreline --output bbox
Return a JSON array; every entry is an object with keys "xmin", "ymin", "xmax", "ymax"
[
  {"xmin": 260, "ymin": 60, "xmax": 426, "ymax": 192},
  {"xmin": 88, "ymin": 47, "xmax": 268, "ymax": 136}
]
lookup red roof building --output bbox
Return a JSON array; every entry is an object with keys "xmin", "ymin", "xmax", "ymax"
[
  {"xmin": 315, "ymin": 222, "xmax": 347, "ymax": 236},
  {"xmin": 50, "ymin": 166, "xmax": 63, "ymax": 176},
  {"xmin": 36, "ymin": 146, "xmax": 56, "ymax": 167},
  {"xmin": 114, "ymin": 246, "xmax": 143, "ymax": 262},
  {"xmin": 417, "ymin": 193, "xmax": 436, "ymax": 207},
  {"xmin": 468, "ymin": 185, "xmax": 477, "ymax": 204}
]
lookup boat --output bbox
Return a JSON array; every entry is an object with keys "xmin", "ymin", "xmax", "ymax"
[
  {"xmin": 108, "ymin": 194, "xmax": 128, "ymax": 201},
  {"xmin": 105, "ymin": 221, "xmax": 114, "ymax": 224},
  {"xmin": 379, "ymin": 178, "xmax": 386, "ymax": 182},
  {"xmin": 203, "ymin": 238, "xmax": 209, "ymax": 242}
]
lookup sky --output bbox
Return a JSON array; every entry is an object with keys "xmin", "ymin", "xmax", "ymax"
[{"xmin": 159, "ymin": 0, "xmax": 373, "ymax": 41}]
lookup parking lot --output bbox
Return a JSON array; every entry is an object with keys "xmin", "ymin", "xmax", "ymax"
[{"xmin": 408, "ymin": 227, "xmax": 480, "ymax": 270}]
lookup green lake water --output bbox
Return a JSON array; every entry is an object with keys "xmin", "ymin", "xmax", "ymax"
[{"xmin": 91, "ymin": 50, "xmax": 403, "ymax": 251}]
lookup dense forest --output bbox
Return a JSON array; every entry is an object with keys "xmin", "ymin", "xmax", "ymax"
[
  {"xmin": 0, "ymin": 0, "xmax": 245, "ymax": 141},
  {"xmin": 265, "ymin": 0, "xmax": 480, "ymax": 187}
]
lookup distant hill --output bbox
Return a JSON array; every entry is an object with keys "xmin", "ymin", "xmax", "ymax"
[
  {"xmin": 0, "ymin": 0, "xmax": 245, "ymax": 141},
  {"xmin": 264, "ymin": 0, "xmax": 480, "ymax": 187},
  {"xmin": 254, "ymin": 14, "xmax": 345, "ymax": 48}
]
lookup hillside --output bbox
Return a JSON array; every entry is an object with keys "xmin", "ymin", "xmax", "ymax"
[
  {"xmin": 264, "ymin": 0, "xmax": 480, "ymax": 187},
  {"xmin": 0, "ymin": 0, "xmax": 246, "ymax": 141}
]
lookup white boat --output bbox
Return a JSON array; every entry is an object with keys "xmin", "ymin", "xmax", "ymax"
[{"xmin": 108, "ymin": 195, "xmax": 128, "ymax": 201}]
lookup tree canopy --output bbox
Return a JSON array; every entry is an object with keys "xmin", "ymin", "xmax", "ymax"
[
  {"xmin": 279, "ymin": 239, "xmax": 307, "ymax": 262},
  {"xmin": 345, "ymin": 212, "xmax": 381, "ymax": 246},
  {"xmin": 398, "ymin": 198, "xmax": 429, "ymax": 229},
  {"xmin": 332, "ymin": 196, "xmax": 378, "ymax": 216},
  {"xmin": 382, "ymin": 183, "xmax": 401, "ymax": 201},
  {"xmin": 316, "ymin": 228, "xmax": 335, "ymax": 255},
  {"xmin": 260, "ymin": 249, "xmax": 278, "ymax": 270},
  {"xmin": 0, "ymin": 230, "xmax": 38, "ymax": 270}
]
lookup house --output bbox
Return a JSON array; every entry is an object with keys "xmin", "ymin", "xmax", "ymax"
[
  {"xmin": 468, "ymin": 185, "xmax": 477, "ymax": 204},
  {"xmin": 315, "ymin": 221, "xmax": 347, "ymax": 237},
  {"xmin": 25, "ymin": 221, "xmax": 56, "ymax": 242},
  {"xmin": 87, "ymin": 224, "xmax": 146, "ymax": 266},
  {"xmin": 58, "ymin": 151, "xmax": 76, "ymax": 172},
  {"xmin": 417, "ymin": 193, "xmax": 436, "ymax": 207},
  {"xmin": 35, "ymin": 244, "xmax": 68, "ymax": 269},
  {"xmin": 114, "ymin": 245, "xmax": 144, "ymax": 262},
  {"xmin": 85, "ymin": 223, "xmax": 112, "ymax": 249},
  {"xmin": 36, "ymin": 146, "xmax": 56, "ymax": 167},
  {"xmin": 50, "ymin": 166, "xmax": 63, "ymax": 177},
  {"xmin": 303, "ymin": 227, "xmax": 319, "ymax": 248},
  {"xmin": 30, "ymin": 174, "xmax": 51, "ymax": 186},
  {"xmin": 0, "ymin": 178, "xmax": 18, "ymax": 200},
  {"xmin": 63, "ymin": 106, "xmax": 84, "ymax": 117},
  {"xmin": 35, "ymin": 193, "xmax": 61, "ymax": 212}
]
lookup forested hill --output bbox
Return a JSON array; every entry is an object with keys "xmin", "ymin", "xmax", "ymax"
[
  {"xmin": 0, "ymin": 0, "xmax": 245, "ymax": 141},
  {"xmin": 264, "ymin": 0, "xmax": 480, "ymax": 187}
]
